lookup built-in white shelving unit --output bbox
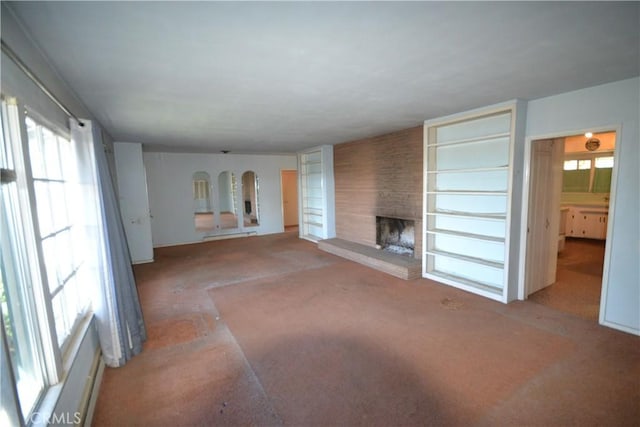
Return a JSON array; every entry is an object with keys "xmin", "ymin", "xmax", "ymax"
[
  {"xmin": 423, "ymin": 101, "xmax": 524, "ymax": 302},
  {"xmin": 298, "ymin": 145, "xmax": 335, "ymax": 242}
]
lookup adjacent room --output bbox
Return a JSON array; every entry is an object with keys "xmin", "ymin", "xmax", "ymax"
[{"xmin": 1, "ymin": 2, "xmax": 638, "ymax": 426}]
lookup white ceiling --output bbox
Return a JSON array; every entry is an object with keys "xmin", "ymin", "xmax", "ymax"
[{"xmin": 7, "ymin": 1, "xmax": 640, "ymax": 153}]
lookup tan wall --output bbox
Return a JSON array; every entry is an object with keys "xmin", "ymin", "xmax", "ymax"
[
  {"xmin": 334, "ymin": 126, "xmax": 423, "ymax": 258},
  {"xmin": 564, "ymin": 131, "xmax": 616, "ymax": 153}
]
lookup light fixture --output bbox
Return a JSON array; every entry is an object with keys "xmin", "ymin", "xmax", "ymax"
[
  {"xmin": 585, "ymin": 137, "xmax": 600, "ymax": 151},
  {"xmin": 585, "ymin": 132, "xmax": 593, "ymax": 138}
]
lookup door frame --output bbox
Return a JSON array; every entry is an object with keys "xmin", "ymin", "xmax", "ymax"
[
  {"xmin": 280, "ymin": 169, "xmax": 298, "ymax": 229},
  {"xmin": 517, "ymin": 125, "xmax": 621, "ymax": 325}
]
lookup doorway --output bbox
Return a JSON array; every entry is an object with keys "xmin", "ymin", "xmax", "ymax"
[
  {"xmin": 281, "ymin": 170, "xmax": 298, "ymax": 231},
  {"xmin": 524, "ymin": 131, "xmax": 616, "ymax": 322}
]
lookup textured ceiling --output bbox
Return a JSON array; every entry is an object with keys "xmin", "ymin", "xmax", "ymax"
[{"xmin": 7, "ymin": 1, "xmax": 640, "ymax": 153}]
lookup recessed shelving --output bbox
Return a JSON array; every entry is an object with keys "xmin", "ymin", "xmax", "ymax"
[
  {"xmin": 425, "ymin": 228, "xmax": 505, "ymax": 243},
  {"xmin": 423, "ymin": 105, "xmax": 521, "ymax": 303},
  {"xmin": 425, "ymin": 249, "xmax": 504, "ymax": 269},
  {"xmin": 426, "ymin": 190, "xmax": 507, "ymax": 196},
  {"xmin": 426, "ymin": 166, "xmax": 509, "ymax": 174},
  {"xmin": 298, "ymin": 145, "xmax": 336, "ymax": 243},
  {"xmin": 425, "ymin": 132, "xmax": 511, "ymax": 148}
]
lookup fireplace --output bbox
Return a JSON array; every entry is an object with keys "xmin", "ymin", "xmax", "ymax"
[{"xmin": 376, "ymin": 216, "xmax": 415, "ymax": 257}]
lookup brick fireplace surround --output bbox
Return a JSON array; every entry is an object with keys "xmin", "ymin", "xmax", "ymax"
[{"xmin": 333, "ymin": 126, "xmax": 423, "ymax": 260}]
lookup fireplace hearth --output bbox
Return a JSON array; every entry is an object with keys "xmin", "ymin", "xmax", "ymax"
[{"xmin": 376, "ymin": 216, "xmax": 415, "ymax": 257}]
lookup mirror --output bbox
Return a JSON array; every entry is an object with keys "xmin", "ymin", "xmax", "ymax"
[
  {"xmin": 193, "ymin": 172, "xmax": 213, "ymax": 231},
  {"xmin": 218, "ymin": 171, "xmax": 238, "ymax": 229},
  {"xmin": 242, "ymin": 171, "xmax": 259, "ymax": 227}
]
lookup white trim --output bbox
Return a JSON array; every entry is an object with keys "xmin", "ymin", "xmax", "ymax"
[
  {"xmin": 83, "ymin": 357, "xmax": 105, "ymax": 427},
  {"xmin": 203, "ymin": 231, "xmax": 257, "ymax": 242},
  {"xmin": 598, "ymin": 126, "xmax": 623, "ymax": 331},
  {"xmin": 422, "ymin": 100, "xmax": 521, "ymax": 303},
  {"xmin": 517, "ymin": 124, "xmax": 622, "ymax": 329},
  {"xmin": 30, "ymin": 314, "xmax": 94, "ymax": 427},
  {"xmin": 423, "ymin": 273, "xmax": 504, "ymax": 302},
  {"xmin": 23, "ymin": 105, "xmax": 71, "ymax": 140},
  {"xmin": 423, "ymin": 99, "xmax": 520, "ymax": 128},
  {"xmin": 131, "ymin": 258, "xmax": 154, "ymax": 265}
]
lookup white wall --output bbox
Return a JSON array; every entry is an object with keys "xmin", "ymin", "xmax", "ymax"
[
  {"xmin": 114, "ymin": 143, "xmax": 154, "ymax": 263},
  {"xmin": 144, "ymin": 151, "xmax": 297, "ymax": 247},
  {"xmin": 524, "ymin": 77, "xmax": 639, "ymax": 335}
]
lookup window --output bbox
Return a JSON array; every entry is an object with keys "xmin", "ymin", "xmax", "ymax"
[
  {"xmin": 1, "ymin": 97, "xmax": 104, "ymax": 423},
  {"xmin": 593, "ymin": 156, "xmax": 614, "ymax": 193},
  {"xmin": 562, "ymin": 154, "xmax": 614, "ymax": 193},
  {"xmin": 25, "ymin": 117, "xmax": 90, "ymax": 348},
  {"xmin": 1, "ymin": 99, "xmax": 47, "ymax": 421}
]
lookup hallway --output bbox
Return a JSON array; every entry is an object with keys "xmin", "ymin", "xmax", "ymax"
[{"xmin": 529, "ymin": 237, "xmax": 605, "ymax": 321}]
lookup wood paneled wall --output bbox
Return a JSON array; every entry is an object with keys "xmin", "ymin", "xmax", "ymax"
[{"xmin": 334, "ymin": 126, "xmax": 423, "ymax": 259}]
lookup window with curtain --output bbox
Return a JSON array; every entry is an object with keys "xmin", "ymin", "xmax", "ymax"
[
  {"xmin": 25, "ymin": 117, "xmax": 91, "ymax": 348},
  {"xmin": 1, "ymin": 98, "xmax": 108, "ymax": 423},
  {"xmin": 1, "ymin": 99, "xmax": 47, "ymax": 422}
]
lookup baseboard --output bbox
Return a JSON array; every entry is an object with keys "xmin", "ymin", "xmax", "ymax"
[{"xmin": 83, "ymin": 356, "xmax": 105, "ymax": 427}]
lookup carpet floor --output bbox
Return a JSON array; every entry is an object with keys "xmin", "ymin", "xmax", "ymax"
[
  {"xmin": 92, "ymin": 231, "xmax": 639, "ymax": 426},
  {"xmin": 529, "ymin": 237, "xmax": 605, "ymax": 321}
]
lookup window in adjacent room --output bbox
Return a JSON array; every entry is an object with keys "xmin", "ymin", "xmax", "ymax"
[{"xmin": 562, "ymin": 154, "xmax": 614, "ymax": 193}]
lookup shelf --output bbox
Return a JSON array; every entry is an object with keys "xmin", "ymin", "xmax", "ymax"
[
  {"xmin": 304, "ymin": 221, "xmax": 323, "ymax": 227},
  {"xmin": 425, "ymin": 228, "xmax": 505, "ymax": 243},
  {"xmin": 425, "ymin": 270, "xmax": 503, "ymax": 295},
  {"xmin": 426, "ymin": 190, "xmax": 507, "ymax": 196},
  {"xmin": 426, "ymin": 132, "xmax": 510, "ymax": 148},
  {"xmin": 425, "ymin": 210, "xmax": 506, "ymax": 221},
  {"xmin": 425, "ymin": 249, "xmax": 504, "ymax": 269},
  {"xmin": 426, "ymin": 166, "xmax": 509, "ymax": 174}
]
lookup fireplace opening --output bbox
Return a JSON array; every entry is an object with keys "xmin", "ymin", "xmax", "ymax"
[{"xmin": 376, "ymin": 216, "xmax": 415, "ymax": 257}]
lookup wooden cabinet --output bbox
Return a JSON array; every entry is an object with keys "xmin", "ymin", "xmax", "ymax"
[{"xmin": 566, "ymin": 206, "xmax": 608, "ymax": 239}]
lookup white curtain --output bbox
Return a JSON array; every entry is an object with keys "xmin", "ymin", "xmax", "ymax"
[{"xmin": 70, "ymin": 119, "xmax": 146, "ymax": 367}]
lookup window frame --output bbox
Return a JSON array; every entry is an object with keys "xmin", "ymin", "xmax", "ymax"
[
  {"xmin": 0, "ymin": 97, "xmax": 101, "ymax": 422},
  {"xmin": 1, "ymin": 97, "xmax": 65, "ymax": 423},
  {"xmin": 25, "ymin": 115, "xmax": 91, "ymax": 352},
  {"xmin": 562, "ymin": 151, "xmax": 614, "ymax": 194}
]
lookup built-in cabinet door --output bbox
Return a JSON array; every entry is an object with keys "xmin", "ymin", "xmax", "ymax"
[
  {"xmin": 114, "ymin": 142, "xmax": 154, "ymax": 263},
  {"xmin": 565, "ymin": 208, "xmax": 608, "ymax": 240}
]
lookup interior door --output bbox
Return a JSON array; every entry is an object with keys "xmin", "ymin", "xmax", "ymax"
[
  {"xmin": 526, "ymin": 139, "xmax": 564, "ymax": 295},
  {"xmin": 114, "ymin": 142, "xmax": 154, "ymax": 263},
  {"xmin": 281, "ymin": 170, "xmax": 298, "ymax": 226}
]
